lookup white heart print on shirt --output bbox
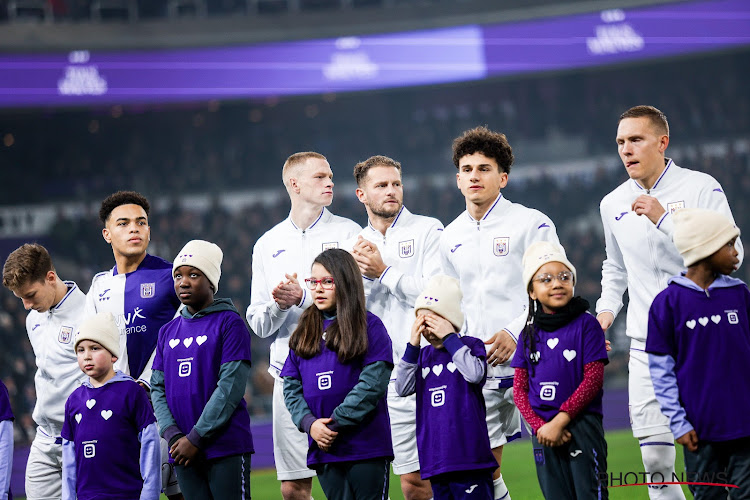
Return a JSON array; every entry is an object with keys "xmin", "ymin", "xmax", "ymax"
[
  {"xmin": 698, "ymin": 317, "xmax": 709, "ymax": 327},
  {"xmin": 101, "ymin": 410, "xmax": 113, "ymax": 420},
  {"xmin": 711, "ymin": 315, "xmax": 721, "ymax": 324},
  {"xmin": 75, "ymin": 413, "xmax": 82, "ymax": 424},
  {"xmin": 686, "ymin": 320, "xmax": 696, "ymax": 329},
  {"xmin": 86, "ymin": 399, "xmax": 96, "ymax": 409},
  {"xmin": 196, "ymin": 335, "xmax": 208, "ymax": 345},
  {"xmin": 183, "ymin": 337, "xmax": 193, "ymax": 348},
  {"xmin": 563, "ymin": 349, "xmax": 577, "ymax": 362},
  {"xmin": 421, "ymin": 367, "xmax": 430, "ymax": 379},
  {"xmin": 547, "ymin": 338, "xmax": 559, "ymax": 349},
  {"xmin": 169, "ymin": 339, "xmax": 180, "ymax": 349},
  {"xmin": 447, "ymin": 362, "xmax": 457, "ymax": 373},
  {"xmin": 432, "ymin": 364, "xmax": 444, "ymax": 376}
]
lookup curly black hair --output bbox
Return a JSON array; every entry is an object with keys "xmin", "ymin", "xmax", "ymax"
[
  {"xmin": 99, "ymin": 191, "xmax": 150, "ymax": 224},
  {"xmin": 451, "ymin": 126, "xmax": 514, "ymax": 174}
]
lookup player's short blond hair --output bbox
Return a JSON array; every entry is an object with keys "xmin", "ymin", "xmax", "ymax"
[
  {"xmin": 619, "ymin": 105, "xmax": 670, "ymax": 137},
  {"xmin": 2, "ymin": 243, "xmax": 55, "ymax": 290},
  {"xmin": 282, "ymin": 152, "xmax": 327, "ymax": 190}
]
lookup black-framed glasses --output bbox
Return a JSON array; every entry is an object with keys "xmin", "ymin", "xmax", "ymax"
[
  {"xmin": 534, "ymin": 271, "xmax": 574, "ymax": 285},
  {"xmin": 305, "ymin": 277, "xmax": 335, "ymax": 290}
]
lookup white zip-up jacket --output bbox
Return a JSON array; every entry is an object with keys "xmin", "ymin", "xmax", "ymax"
[
  {"xmin": 26, "ymin": 282, "xmax": 87, "ymax": 437},
  {"xmin": 348, "ymin": 206, "xmax": 444, "ymax": 367},
  {"xmin": 439, "ymin": 194, "xmax": 562, "ymax": 389},
  {"xmin": 246, "ymin": 208, "xmax": 361, "ymax": 378},
  {"xmin": 596, "ymin": 159, "xmax": 743, "ymax": 345}
]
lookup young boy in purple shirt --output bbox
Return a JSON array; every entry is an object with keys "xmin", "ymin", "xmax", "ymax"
[
  {"xmin": 151, "ymin": 240, "xmax": 254, "ymax": 500},
  {"xmin": 0, "ymin": 380, "xmax": 12, "ymax": 500},
  {"xmin": 395, "ymin": 275, "xmax": 497, "ymax": 500},
  {"xmin": 61, "ymin": 312, "xmax": 161, "ymax": 500},
  {"xmin": 647, "ymin": 209, "xmax": 750, "ymax": 497}
]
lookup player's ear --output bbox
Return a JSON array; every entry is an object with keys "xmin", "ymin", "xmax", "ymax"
[
  {"xmin": 102, "ymin": 227, "xmax": 111, "ymax": 244},
  {"xmin": 355, "ymin": 187, "xmax": 366, "ymax": 204}
]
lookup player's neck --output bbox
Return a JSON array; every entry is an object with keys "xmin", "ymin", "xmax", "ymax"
[
  {"xmin": 114, "ymin": 252, "xmax": 147, "ymax": 275},
  {"xmin": 466, "ymin": 195, "xmax": 498, "ymax": 221},
  {"xmin": 685, "ymin": 265, "xmax": 717, "ymax": 290},
  {"xmin": 290, "ymin": 203, "xmax": 324, "ymax": 230},
  {"xmin": 51, "ymin": 279, "xmax": 70, "ymax": 309},
  {"xmin": 368, "ymin": 212, "xmax": 394, "ymax": 236}
]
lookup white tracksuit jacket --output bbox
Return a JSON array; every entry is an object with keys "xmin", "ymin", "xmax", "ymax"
[
  {"xmin": 350, "ymin": 206, "xmax": 444, "ymax": 367},
  {"xmin": 246, "ymin": 208, "xmax": 361, "ymax": 378},
  {"xmin": 26, "ymin": 282, "xmax": 87, "ymax": 438},
  {"xmin": 439, "ymin": 193, "xmax": 562, "ymax": 389},
  {"xmin": 596, "ymin": 159, "xmax": 744, "ymax": 346}
]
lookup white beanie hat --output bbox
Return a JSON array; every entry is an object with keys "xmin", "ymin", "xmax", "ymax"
[
  {"xmin": 75, "ymin": 312, "xmax": 120, "ymax": 358},
  {"xmin": 173, "ymin": 240, "xmax": 223, "ymax": 294},
  {"xmin": 414, "ymin": 275, "xmax": 464, "ymax": 331},
  {"xmin": 522, "ymin": 241, "xmax": 576, "ymax": 289},
  {"xmin": 674, "ymin": 208, "xmax": 740, "ymax": 267}
]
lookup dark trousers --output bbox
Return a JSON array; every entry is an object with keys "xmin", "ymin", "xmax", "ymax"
[
  {"xmin": 175, "ymin": 452, "xmax": 252, "ymax": 500},
  {"xmin": 315, "ymin": 457, "xmax": 390, "ymax": 500},
  {"xmin": 683, "ymin": 436, "xmax": 750, "ymax": 499},
  {"xmin": 533, "ymin": 413, "xmax": 608, "ymax": 499},
  {"xmin": 430, "ymin": 469, "xmax": 494, "ymax": 500}
]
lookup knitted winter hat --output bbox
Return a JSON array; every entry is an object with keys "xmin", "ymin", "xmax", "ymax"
[
  {"xmin": 673, "ymin": 208, "xmax": 740, "ymax": 267},
  {"xmin": 414, "ymin": 275, "xmax": 464, "ymax": 331},
  {"xmin": 173, "ymin": 240, "xmax": 223, "ymax": 294},
  {"xmin": 75, "ymin": 312, "xmax": 120, "ymax": 358},
  {"xmin": 522, "ymin": 241, "xmax": 576, "ymax": 289}
]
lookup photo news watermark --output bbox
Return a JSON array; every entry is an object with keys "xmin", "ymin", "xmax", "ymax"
[{"xmin": 598, "ymin": 471, "xmax": 739, "ymax": 489}]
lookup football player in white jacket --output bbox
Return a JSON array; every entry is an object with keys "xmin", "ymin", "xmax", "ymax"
[
  {"xmin": 597, "ymin": 105, "xmax": 743, "ymax": 500},
  {"xmin": 349, "ymin": 155, "xmax": 443, "ymax": 500},
  {"xmin": 440, "ymin": 126, "xmax": 564, "ymax": 500},
  {"xmin": 3, "ymin": 243, "xmax": 86, "ymax": 500},
  {"xmin": 246, "ymin": 152, "xmax": 360, "ymax": 500}
]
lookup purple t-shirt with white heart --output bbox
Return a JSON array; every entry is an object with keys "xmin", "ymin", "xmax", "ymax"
[
  {"xmin": 280, "ymin": 312, "xmax": 393, "ymax": 467},
  {"xmin": 61, "ymin": 376, "xmax": 155, "ymax": 500},
  {"xmin": 647, "ymin": 280, "xmax": 750, "ymax": 442},
  {"xmin": 152, "ymin": 309, "xmax": 254, "ymax": 459},
  {"xmin": 415, "ymin": 336, "xmax": 497, "ymax": 479},
  {"xmin": 511, "ymin": 312, "xmax": 608, "ymax": 421}
]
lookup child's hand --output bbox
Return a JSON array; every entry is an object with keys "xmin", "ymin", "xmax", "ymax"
[
  {"xmin": 170, "ymin": 436, "xmax": 199, "ymax": 466},
  {"xmin": 410, "ymin": 315, "xmax": 426, "ymax": 347},
  {"xmin": 605, "ymin": 339, "xmax": 612, "ymax": 352},
  {"xmin": 676, "ymin": 429, "xmax": 699, "ymax": 452},
  {"xmin": 537, "ymin": 412, "xmax": 572, "ymax": 447},
  {"xmin": 422, "ymin": 311, "xmax": 455, "ymax": 339},
  {"xmin": 310, "ymin": 417, "xmax": 338, "ymax": 452}
]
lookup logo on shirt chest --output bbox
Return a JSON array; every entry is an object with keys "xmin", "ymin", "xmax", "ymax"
[
  {"xmin": 322, "ymin": 242, "xmax": 339, "ymax": 251},
  {"xmin": 667, "ymin": 201, "xmax": 685, "ymax": 214},
  {"xmin": 58, "ymin": 326, "xmax": 73, "ymax": 344},
  {"xmin": 140, "ymin": 282, "xmax": 155, "ymax": 298},
  {"xmin": 493, "ymin": 237, "xmax": 510, "ymax": 256},
  {"xmin": 399, "ymin": 239, "xmax": 415, "ymax": 258},
  {"xmin": 316, "ymin": 371, "xmax": 333, "ymax": 390}
]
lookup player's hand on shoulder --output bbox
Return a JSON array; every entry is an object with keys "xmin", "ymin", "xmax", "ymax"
[
  {"xmin": 486, "ymin": 330, "xmax": 517, "ymax": 366},
  {"xmin": 631, "ymin": 195, "xmax": 666, "ymax": 225}
]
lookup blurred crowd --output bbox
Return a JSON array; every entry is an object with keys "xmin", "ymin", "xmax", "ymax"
[{"xmin": 1, "ymin": 49, "xmax": 749, "ymax": 445}]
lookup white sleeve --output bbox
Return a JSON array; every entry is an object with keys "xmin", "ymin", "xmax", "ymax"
[
  {"xmin": 596, "ymin": 205, "xmax": 627, "ymax": 319},
  {"xmin": 501, "ymin": 309, "xmax": 528, "ymax": 343},
  {"xmin": 379, "ymin": 222, "xmax": 444, "ymax": 306},
  {"xmin": 245, "ymin": 244, "xmax": 291, "ymax": 339},
  {"xmin": 82, "ymin": 285, "xmax": 98, "ymax": 320},
  {"xmin": 136, "ymin": 349, "xmax": 156, "ymax": 389},
  {"xmin": 0, "ymin": 420, "xmax": 11, "ymax": 500},
  {"xmin": 438, "ymin": 233, "xmax": 458, "ymax": 279},
  {"xmin": 62, "ymin": 438, "xmax": 77, "ymax": 500}
]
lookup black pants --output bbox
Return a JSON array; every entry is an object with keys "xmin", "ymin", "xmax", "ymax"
[
  {"xmin": 533, "ymin": 413, "xmax": 608, "ymax": 499},
  {"xmin": 683, "ymin": 436, "xmax": 750, "ymax": 499},
  {"xmin": 175, "ymin": 452, "xmax": 252, "ymax": 500},
  {"xmin": 315, "ymin": 457, "xmax": 390, "ymax": 500}
]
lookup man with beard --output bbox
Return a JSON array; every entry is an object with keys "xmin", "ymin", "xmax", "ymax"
[{"xmin": 349, "ymin": 155, "xmax": 443, "ymax": 500}]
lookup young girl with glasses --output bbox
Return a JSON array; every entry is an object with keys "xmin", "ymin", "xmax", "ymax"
[
  {"xmin": 281, "ymin": 248, "xmax": 394, "ymax": 500},
  {"xmin": 510, "ymin": 241, "xmax": 609, "ymax": 499}
]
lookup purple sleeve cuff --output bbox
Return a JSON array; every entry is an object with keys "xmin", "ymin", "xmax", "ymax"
[
  {"xmin": 162, "ymin": 425, "xmax": 184, "ymax": 448},
  {"xmin": 186, "ymin": 428, "xmax": 204, "ymax": 449},
  {"xmin": 327, "ymin": 417, "xmax": 340, "ymax": 432},
  {"xmin": 442, "ymin": 333, "xmax": 463, "ymax": 355},
  {"xmin": 403, "ymin": 342, "xmax": 420, "ymax": 363},
  {"xmin": 301, "ymin": 414, "xmax": 317, "ymax": 435}
]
